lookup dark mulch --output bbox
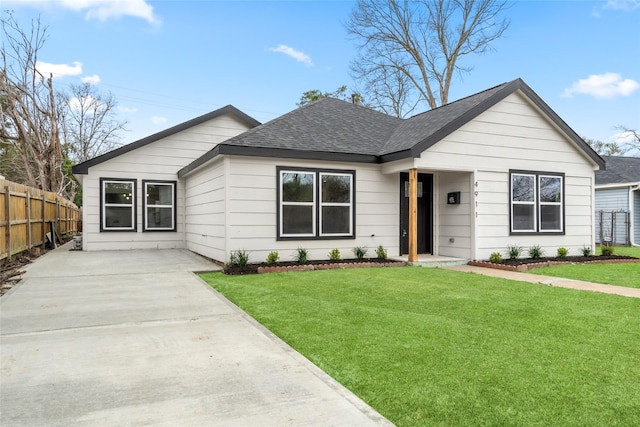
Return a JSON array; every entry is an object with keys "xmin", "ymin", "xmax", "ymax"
[
  {"xmin": 495, "ymin": 255, "xmax": 638, "ymax": 266},
  {"xmin": 224, "ymin": 258, "xmax": 400, "ymax": 275}
]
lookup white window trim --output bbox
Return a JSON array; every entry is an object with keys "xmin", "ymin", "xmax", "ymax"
[
  {"xmin": 538, "ymin": 174, "xmax": 563, "ymax": 232},
  {"xmin": 143, "ymin": 181, "xmax": 176, "ymax": 231},
  {"xmin": 511, "ymin": 173, "xmax": 536, "ymax": 233},
  {"xmin": 101, "ymin": 179, "xmax": 136, "ymax": 231},
  {"xmin": 279, "ymin": 170, "xmax": 316, "ymax": 238},
  {"xmin": 319, "ymin": 172, "xmax": 353, "ymax": 237}
]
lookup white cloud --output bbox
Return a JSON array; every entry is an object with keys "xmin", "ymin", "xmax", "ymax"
[
  {"xmin": 151, "ymin": 116, "xmax": 167, "ymax": 125},
  {"xmin": 593, "ymin": 0, "xmax": 640, "ymax": 17},
  {"xmin": 562, "ymin": 73, "xmax": 640, "ymax": 99},
  {"xmin": 269, "ymin": 44, "xmax": 313, "ymax": 67},
  {"xmin": 81, "ymin": 74, "xmax": 101, "ymax": 84},
  {"xmin": 118, "ymin": 106, "xmax": 138, "ymax": 113},
  {"xmin": 611, "ymin": 130, "xmax": 637, "ymax": 144},
  {"xmin": 9, "ymin": 0, "xmax": 160, "ymax": 24},
  {"xmin": 36, "ymin": 60, "xmax": 83, "ymax": 78},
  {"xmin": 67, "ymin": 95, "xmax": 98, "ymax": 111}
]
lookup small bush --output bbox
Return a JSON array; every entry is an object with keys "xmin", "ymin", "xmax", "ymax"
[
  {"xmin": 266, "ymin": 251, "xmax": 279, "ymax": 265},
  {"xmin": 353, "ymin": 246, "xmax": 368, "ymax": 260},
  {"xmin": 229, "ymin": 249, "xmax": 249, "ymax": 267},
  {"xmin": 507, "ymin": 244, "xmax": 523, "ymax": 260},
  {"xmin": 601, "ymin": 245, "xmax": 614, "ymax": 256},
  {"xmin": 528, "ymin": 245, "xmax": 544, "ymax": 259},
  {"xmin": 489, "ymin": 252, "xmax": 503, "ymax": 263},
  {"xmin": 296, "ymin": 247, "xmax": 309, "ymax": 264},
  {"xmin": 581, "ymin": 245, "xmax": 593, "ymax": 257},
  {"xmin": 328, "ymin": 248, "xmax": 341, "ymax": 261},
  {"xmin": 557, "ymin": 247, "xmax": 568, "ymax": 259},
  {"xmin": 375, "ymin": 245, "xmax": 388, "ymax": 260}
]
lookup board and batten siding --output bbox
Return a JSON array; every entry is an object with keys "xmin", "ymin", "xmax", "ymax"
[
  {"xmin": 415, "ymin": 91, "xmax": 597, "ymax": 260},
  {"xmin": 81, "ymin": 114, "xmax": 252, "ymax": 251},
  {"xmin": 195, "ymin": 156, "xmax": 400, "ymax": 264}
]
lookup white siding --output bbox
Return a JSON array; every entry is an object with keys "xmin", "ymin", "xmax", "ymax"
[
  {"xmin": 594, "ymin": 187, "xmax": 632, "ymax": 244},
  {"xmin": 201, "ymin": 156, "xmax": 399, "ymax": 264},
  {"xmin": 415, "ymin": 92, "xmax": 597, "ymax": 260},
  {"xmin": 436, "ymin": 172, "xmax": 473, "ymax": 258},
  {"xmin": 634, "ymin": 190, "xmax": 640, "ymax": 244},
  {"xmin": 81, "ymin": 114, "xmax": 251, "ymax": 251},
  {"xmin": 595, "ymin": 187, "xmax": 630, "ymax": 211}
]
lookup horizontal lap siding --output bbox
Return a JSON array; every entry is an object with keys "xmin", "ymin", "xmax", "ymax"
[
  {"xmin": 418, "ymin": 93, "xmax": 597, "ymax": 260},
  {"xmin": 437, "ymin": 172, "xmax": 472, "ymax": 258},
  {"xmin": 82, "ymin": 115, "xmax": 251, "ymax": 251},
  {"xmin": 224, "ymin": 157, "xmax": 398, "ymax": 263}
]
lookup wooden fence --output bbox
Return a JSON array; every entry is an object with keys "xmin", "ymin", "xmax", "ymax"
[{"xmin": 0, "ymin": 179, "xmax": 80, "ymax": 262}]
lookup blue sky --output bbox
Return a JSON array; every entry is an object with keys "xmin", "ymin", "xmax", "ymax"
[{"xmin": 4, "ymin": 0, "xmax": 640, "ymax": 150}]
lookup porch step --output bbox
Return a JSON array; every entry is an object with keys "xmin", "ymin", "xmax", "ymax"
[{"xmin": 390, "ymin": 256, "xmax": 469, "ymax": 268}]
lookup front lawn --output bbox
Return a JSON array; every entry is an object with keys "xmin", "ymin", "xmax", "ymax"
[
  {"xmin": 596, "ymin": 245, "xmax": 640, "ymax": 257},
  {"xmin": 530, "ymin": 263, "xmax": 640, "ymax": 288},
  {"xmin": 200, "ymin": 267, "xmax": 640, "ymax": 426}
]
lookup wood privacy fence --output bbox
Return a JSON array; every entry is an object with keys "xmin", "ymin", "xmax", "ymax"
[{"xmin": 0, "ymin": 179, "xmax": 80, "ymax": 262}]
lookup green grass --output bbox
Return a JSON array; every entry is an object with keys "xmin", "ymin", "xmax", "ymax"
[
  {"xmin": 201, "ymin": 267, "xmax": 640, "ymax": 426},
  {"xmin": 531, "ymin": 246, "xmax": 640, "ymax": 288}
]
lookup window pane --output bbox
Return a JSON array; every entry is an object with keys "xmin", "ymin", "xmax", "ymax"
[
  {"xmin": 105, "ymin": 182, "xmax": 133, "ymax": 205},
  {"xmin": 540, "ymin": 205, "xmax": 561, "ymax": 230},
  {"xmin": 282, "ymin": 173, "xmax": 314, "ymax": 202},
  {"xmin": 513, "ymin": 204, "xmax": 535, "ymax": 231},
  {"xmin": 322, "ymin": 175, "xmax": 351, "ymax": 203},
  {"xmin": 512, "ymin": 175, "xmax": 534, "ymax": 202},
  {"xmin": 539, "ymin": 177, "xmax": 561, "ymax": 203},
  {"xmin": 105, "ymin": 206, "xmax": 132, "ymax": 228},
  {"xmin": 322, "ymin": 206, "xmax": 350, "ymax": 234},
  {"xmin": 147, "ymin": 207, "xmax": 173, "ymax": 228},
  {"xmin": 147, "ymin": 184, "xmax": 173, "ymax": 205},
  {"xmin": 282, "ymin": 205, "xmax": 313, "ymax": 234}
]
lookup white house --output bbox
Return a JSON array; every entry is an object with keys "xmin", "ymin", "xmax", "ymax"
[
  {"xmin": 595, "ymin": 156, "xmax": 640, "ymax": 246},
  {"xmin": 73, "ymin": 79, "xmax": 605, "ymax": 263}
]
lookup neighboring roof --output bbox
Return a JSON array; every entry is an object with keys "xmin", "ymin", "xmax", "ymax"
[
  {"xmin": 179, "ymin": 78, "xmax": 604, "ymax": 177},
  {"xmin": 72, "ymin": 105, "xmax": 260, "ymax": 174},
  {"xmin": 596, "ymin": 156, "xmax": 640, "ymax": 186}
]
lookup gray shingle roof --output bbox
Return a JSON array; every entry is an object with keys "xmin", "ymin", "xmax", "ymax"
[{"xmin": 596, "ymin": 156, "xmax": 640, "ymax": 185}]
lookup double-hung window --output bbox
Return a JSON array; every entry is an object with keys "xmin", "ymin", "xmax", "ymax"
[
  {"xmin": 510, "ymin": 170, "xmax": 564, "ymax": 234},
  {"xmin": 101, "ymin": 178, "xmax": 136, "ymax": 231},
  {"xmin": 143, "ymin": 181, "xmax": 176, "ymax": 231},
  {"xmin": 278, "ymin": 167, "xmax": 355, "ymax": 239}
]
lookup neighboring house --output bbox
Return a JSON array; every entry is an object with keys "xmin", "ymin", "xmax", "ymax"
[
  {"xmin": 595, "ymin": 156, "xmax": 640, "ymax": 246},
  {"xmin": 73, "ymin": 78, "xmax": 604, "ymax": 263}
]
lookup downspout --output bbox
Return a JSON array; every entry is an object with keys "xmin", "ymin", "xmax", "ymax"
[{"xmin": 630, "ymin": 185, "xmax": 640, "ymax": 246}]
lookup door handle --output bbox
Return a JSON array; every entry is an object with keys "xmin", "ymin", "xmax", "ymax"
[{"xmin": 402, "ymin": 229, "xmax": 407, "ymax": 237}]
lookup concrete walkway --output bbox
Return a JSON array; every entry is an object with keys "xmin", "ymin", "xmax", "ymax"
[
  {"xmin": 445, "ymin": 264, "xmax": 640, "ymax": 298},
  {"xmin": 1, "ymin": 244, "xmax": 392, "ymax": 426}
]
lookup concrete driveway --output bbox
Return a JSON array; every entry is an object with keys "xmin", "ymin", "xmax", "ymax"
[{"xmin": 1, "ymin": 244, "xmax": 391, "ymax": 426}]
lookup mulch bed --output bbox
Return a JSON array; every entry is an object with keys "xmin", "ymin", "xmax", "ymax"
[
  {"xmin": 470, "ymin": 255, "xmax": 640, "ymax": 272},
  {"xmin": 0, "ymin": 249, "xmax": 47, "ymax": 297},
  {"xmin": 224, "ymin": 258, "xmax": 407, "ymax": 275}
]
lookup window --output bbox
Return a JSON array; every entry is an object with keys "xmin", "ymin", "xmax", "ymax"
[
  {"xmin": 510, "ymin": 170, "xmax": 564, "ymax": 234},
  {"xmin": 101, "ymin": 179, "xmax": 136, "ymax": 231},
  {"xmin": 143, "ymin": 181, "xmax": 176, "ymax": 231},
  {"xmin": 278, "ymin": 167, "xmax": 355, "ymax": 239}
]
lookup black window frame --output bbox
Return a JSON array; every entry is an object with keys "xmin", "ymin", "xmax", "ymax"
[
  {"xmin": 100, "ymin": 178, "xmax": 137, "ymax": 232},
  {"xmin": 276, "ymin": 166, "xmax": 356, "ymax": 241},
  {"xmin": 142, "ymin": 180, "xmax": 177, "ymax": 232},
  {"xmin": 509, "ymin": 169, "xmax": 565, "ymax": 235}
]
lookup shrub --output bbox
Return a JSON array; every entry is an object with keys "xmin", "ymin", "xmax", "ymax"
[
  {"xmin": 506, "ymin": 244, "xmax": 523, "ymax": 260},
  {"xmin": 328, "ymin": 248, "xmax": 341, "ymax": 261},
  {"xmin": 375, "ymin": 245, "xmax": 388, "ymax": 260},
  {"xmin": 528, "ymin": 245, "xmax": 544, "ymax": 259},
  {"xmin": 489, "ymin": 252, "xmax": 503, "ymax": 263},
  {"xmin": 266, "ymin": 251, "xmax": 279, "ymax": 265},
  {"xmin": 295, "ymin": 247, "xmax": 309, "ymax": 264},
  {"xmin": 353, "ymin": 246, "xmax": 368, "ymax": 260},
  {"xmin": 229, "ymin": 249, "xmax": 249, "ymax": 268},
  {"xmin": 557, "ymin": 247, "xmax": 568, "ymax": 259},
  {"xmin": 601, "ymin": 245, "xmax": 614, "ymax": 256},
  {"xmin": 581, "ymin": 245, "xmax": 593, "ymax": 257}
]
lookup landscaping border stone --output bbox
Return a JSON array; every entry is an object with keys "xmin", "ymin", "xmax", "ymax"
[
  {"xmin": 469, "ymin": 258, "xmax": 640, "ymax": 272},
  {"xmin": 256, "ymin": 261, "xmax": 406, "ymax": 274}
]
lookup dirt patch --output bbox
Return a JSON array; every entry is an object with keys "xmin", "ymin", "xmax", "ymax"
[
  {"xmin": 0, "ymin": 250, "xmax": 46, "ymax": 297},
  {"xmin": 224, "ymin": 258, "xmax": 406, "ymax": 275},
  {"xmin": 470, "ymin": 255, "xmax": 640, "ymax": 272}
]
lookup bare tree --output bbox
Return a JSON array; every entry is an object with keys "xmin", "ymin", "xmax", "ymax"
[
  {"xmin": 60, "ymin": 83, "xmax": 127, "ymax": 163},
  {"xmin": 347, "ymin": 0, "xmax": 510, "ymax": 116},
  {"xmin": 0, "ymin": 14, "xmax": 66, "ymax": 195},
  {"xmin": 583, "ymin": 136, "xmax": 628, "ymax": 156},
  {"xmin": 616, "ymin": 126, "xmax": 639, "ymax": 156}
]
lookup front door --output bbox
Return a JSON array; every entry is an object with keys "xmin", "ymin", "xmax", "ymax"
[{"xmin": 400, "ymin": 173, "xmax": 433, "ymax": 255}]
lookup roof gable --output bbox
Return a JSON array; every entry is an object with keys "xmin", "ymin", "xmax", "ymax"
[{"xmin": 72, "ymin": 105, "xmax": 260, "ymax": 174}]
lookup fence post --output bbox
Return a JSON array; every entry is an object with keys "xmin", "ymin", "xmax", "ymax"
[
  {"xmin": 4, "ymin": 186, "xmax": 11, "ymax": 262},
  {"xmin": 26, "ymin": 191, "xmax": 32, "ymax": 251},
  {"xmin": 41, "ymin": 194, "xmax": 46, "ymax": 249}
]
